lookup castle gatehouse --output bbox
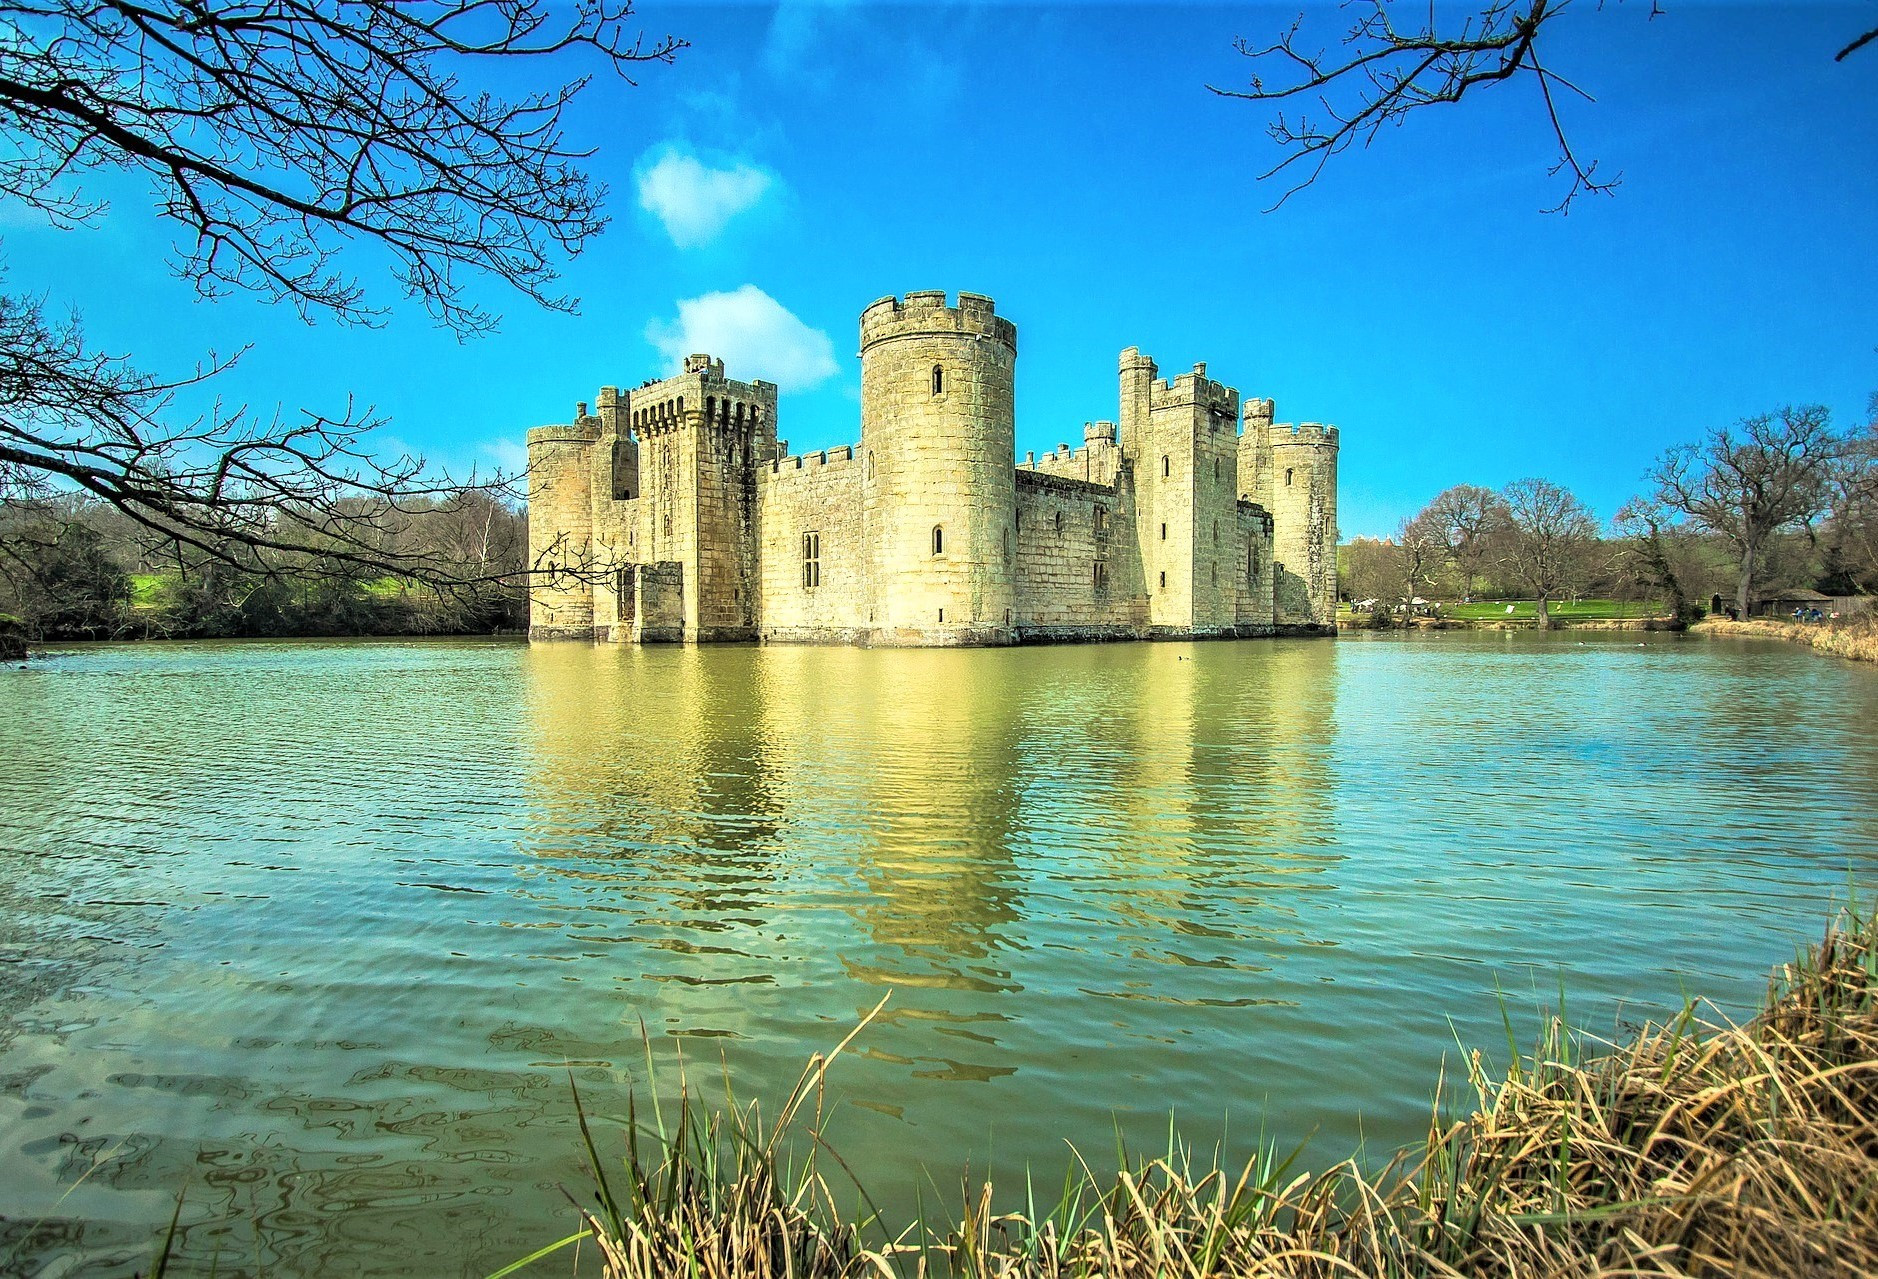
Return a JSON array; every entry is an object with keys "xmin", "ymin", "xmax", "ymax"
[{"xmin": 526, "ymin": 291, "xmax": 1339, "ymax": 646}]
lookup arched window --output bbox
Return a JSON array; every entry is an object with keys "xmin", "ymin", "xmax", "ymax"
[
  {"xmin": 1054, "ymin": 510, "xmax": 1063, "ymax": 533},
  {"xmin": 931, "ymin": 365, "xmax": 944, "ymax": 396},
  {"xmin": 1285, "ymin": 467, "xmax": 1294, "ymax": 486},
  {"xmin": 1162, "ymin": 455, "xmax": 1171, "ymax": 477},
  {"xmin": 931, "ymin": 525, "xmax": 945, "ymax": 556},
  {"xmin": 802, "ymin": 531, "xmax": 821, "ymax": 589}
]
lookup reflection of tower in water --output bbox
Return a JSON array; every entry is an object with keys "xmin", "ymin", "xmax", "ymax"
[
  {"xmin": 521, "ymin": 643, "xmax": 785, "ymax": 923},
  {"xmin": 754, "ymin": 646, "xmax": 1030, "ymax": 990}
]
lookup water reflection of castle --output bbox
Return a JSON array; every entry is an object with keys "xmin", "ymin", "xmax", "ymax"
[{"xmin": 521, "ymin": 642, "xmax": 1339, "ymax": 990}]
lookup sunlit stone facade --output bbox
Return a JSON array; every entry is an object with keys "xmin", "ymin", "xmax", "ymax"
[{"xmin": 526, "ymin": 291, "xmax": 1340, "ymax": 645}]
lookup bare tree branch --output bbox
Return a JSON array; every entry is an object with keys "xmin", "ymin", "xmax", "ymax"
[
  {"xmin": 1213, "ymin": 0, "xmax": 1617, "ymax": 212},
  {"xmin": 0, "ymin": 0, "xmax": 684, "ymax": 333},
  {"xmin": 0, "ymin": 281, "xmax": 523, "ymax": 587},
  {"xmin": 1220, "ymin": 1, "xmax": 1875, "ymax": 213}
]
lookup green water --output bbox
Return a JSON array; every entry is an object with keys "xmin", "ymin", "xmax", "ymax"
[{"xmin": 1, "ymin": 632, "xmax": 1875, "ymax": 1276}]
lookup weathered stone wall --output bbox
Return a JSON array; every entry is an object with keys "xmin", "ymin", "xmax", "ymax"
[
  {"xmin": 756, "ymin": 447, "xmax": 870, "ymax": 642},
  {"xmin": 1234, "ymin": 502, "xmax": 1277, "ymax": 632},
  {"xmin": 1267, "ymin": 424, "xmax": 1339, "ymax": 629},
  {"xmin": 524, "ymin": 290, "xmax": 1337, "ymax": 648},
  {"xmin": 860, "ymin": 292, "xmax": 1017, "ymax": 644},
  {"xmin": 1126, "ymin": 359, "xmax": 1242, "ymax": 635},
  {"xmin": 1013, "ymin": 470, "xmax": 1135, "ymax": 635},
  {"xmin": 526, "ymin": 420, "xmax": 600, "ymax": 640}
]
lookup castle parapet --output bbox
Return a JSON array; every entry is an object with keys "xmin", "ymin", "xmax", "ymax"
[
  {"xmin": 1275, "ymin": 421, "xmax": 1340, "ymax": 446},
  {"xmin": 526, "ymin": 421, "xmax": 602, "ymax": 448},
  {"xmin": 1150, "ymin": 366, "xmax": 1240, "ymax": 416},
  {"xmin": 859, "ymin": 290, "xmax": 1017, "ymax": 352}
]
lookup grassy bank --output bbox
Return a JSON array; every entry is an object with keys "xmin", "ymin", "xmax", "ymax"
[
  {"xmin": 1338, "ymin": 600, "xmax": 1673, "ymax": 631},
  {"xmin": 520, "ymin": 907, "xmax": 1878, "ymax": 1278},
  {"xmin": 1696, "ymin": 615, "xmax": 1878, "ymax": 665}
]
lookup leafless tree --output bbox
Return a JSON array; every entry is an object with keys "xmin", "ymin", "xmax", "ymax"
[
  {"xmin": 1395, "ymin": 511, "xmax": 1443, "ymax": 621},
  {"xmin": 1339, "ymin": 535, "xmax": 1399, "ymax": 610},
  {"xmin": 1650, "ymin": 406, "xmax": 1844, "ymax": 619},
  {"xmin": 1824, "ymin": 399, "xmax": 1878, "ymax": 593},
  {"xmin": 1612, "ymin": 494, "xmax": 1713, "ymax": 624},
  {"xmin": 1217, "ymin": 0, "xmax": 1874, "ymax": 212},
  {"xmin": 1498, "ymin": 476, "xmax": 1598, "ymax": 627},
  {"xmin": 1420, "ymin": 483, "xmax": 1510, "ymax": 600},
  {"xmin": 0, "ymin": 0, "xmax": 680, "ymax": 587}
]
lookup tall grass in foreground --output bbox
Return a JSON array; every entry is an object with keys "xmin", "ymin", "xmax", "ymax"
[
  {"xmin": 521, "ymin": 909, "xmax": 1878, "ymax": 1277},
  {"xmin": 1700, "ymin": 615, "xmax": 1878, "ymax": 664}
]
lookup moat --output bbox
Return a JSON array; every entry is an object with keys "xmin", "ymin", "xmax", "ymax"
[{"xmin": 3, "ymin": 632, "xmax": 1876, "ymax": 1276}]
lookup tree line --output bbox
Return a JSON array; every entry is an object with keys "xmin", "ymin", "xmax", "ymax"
[
  {"xmin": 1343, "ymin": 401, "xmax": 1878, "ymax": 628},
  {"xmin": 0, "ymin": 489, "xmax": 528, "ymax": 641}
]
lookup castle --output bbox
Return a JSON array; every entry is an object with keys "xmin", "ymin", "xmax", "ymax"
[{"xmin": 526, "ymin": 291, "xmax": 1339, "ymax": 646}]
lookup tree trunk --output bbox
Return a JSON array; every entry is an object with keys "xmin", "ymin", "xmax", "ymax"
[
  {"xmin": 1737, "ymin": 541, "xmax": 1756, "ymax": 620},
  {"xmin": 1536, "ymin": 595, "xmax": 1553, "ymax": 630}
]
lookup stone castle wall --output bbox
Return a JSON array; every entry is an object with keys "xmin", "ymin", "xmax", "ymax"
[
  {"xmin": 859, "ymin": 291, "xmax": 1017, "ymax": 644},
  {"xmin": 756, "ymin": 447, "xmax": 870, "ymax": 642},
  {"xmin": 1264, "ymin": 424, "xmax": 1339, "ymax": 630},
  {"xmin": 525, "ymin": 291, "xmax": 1336, "ymax": 647}
]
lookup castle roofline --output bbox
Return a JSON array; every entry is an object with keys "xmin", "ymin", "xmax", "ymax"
[
  {"xmin": 526, "ymin": 422, "xmax": 601, "ymax": 447},
  {"xmin": 860, "ymin": 290, "xmax": 1016, "ymax": 352}
]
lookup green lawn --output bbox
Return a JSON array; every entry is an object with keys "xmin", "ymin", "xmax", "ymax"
[{"xmin": 1419, "ymin": 598, "xmax": 1662, "ymax": 620}]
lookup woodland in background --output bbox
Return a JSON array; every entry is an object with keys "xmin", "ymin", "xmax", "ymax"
[
  {"xmin": 0, "ymin": 489, "xmax": 527, "ymax": 640},
  {"xmin": 1341, "ymin": 401, "xmax": 1878, "ymax": 627}
]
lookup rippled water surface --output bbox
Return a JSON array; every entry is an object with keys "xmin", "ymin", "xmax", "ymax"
[{"xmin": 2, "ymin": 632, "xmax": 1876, "ymax": 1275}]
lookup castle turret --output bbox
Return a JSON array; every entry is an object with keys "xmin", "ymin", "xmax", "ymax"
[
  {"xmin": 860, "ymin": 291, "xmax": 1017, "ymax": 644},
  {"xmin": 1266, "ymin": 422, "xmax": 1340, "ymax": 629},
  {"xmin": 1117, "ymin": 348, "xmax": 1156, "ymax": 462},
  {"xmin": 526, "ymin": 416, "xmax": 602, "ymax": 640},
  {"xmin": 1122, "ymin": 355, "xmax": 1242, "ymax": 635}
]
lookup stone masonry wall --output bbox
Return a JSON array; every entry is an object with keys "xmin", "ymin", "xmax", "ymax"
[
  {"xmin": 1013, "ymin": 471, "xmax": 1134, "ymax": 634},
  {"xmin": 526, "ymin": 291, "xmax": 1335, "ymax": 648},
  {"xmin": 526, "ymin": 421, "xmax": 599, "ymax": 639},
  {"xmin": 756, "ymin": 447, "xmax": 870, "ymax": 642},
  {"xmin": 860, "ymin": 292, "xmax": 1017, "ymax": 644}
]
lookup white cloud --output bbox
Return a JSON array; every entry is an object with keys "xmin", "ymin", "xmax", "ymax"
[
  {"xmin": 634, "ymin": 146, "xmax": 775, "ymax": 248},
  {"xmin": 645, "ymin": 286, "xmax": 838, "ymax": 390}
]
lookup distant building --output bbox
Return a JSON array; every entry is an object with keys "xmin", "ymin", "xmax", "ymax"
[{"xmin": 526, "ymin": 291, "xmax": 1340, "ymax": 646}]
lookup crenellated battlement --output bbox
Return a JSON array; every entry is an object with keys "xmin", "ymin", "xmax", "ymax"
[
  {"xmin": 1149, "ymin": 362, "xmax": 1240, "ymax": 416},
  {"xmin": 1271, "ymin": 422, "xmax": 1340, "ymax": 448},
  {"xmin": 860, "ymin": 290, "xmax": 1016, "ymax": 352},
  {"xmin": 527, "ymin": 422, "xmax": 601, "ymax": 448},
  {"xmin": 765, "ymin": 442, "xmax": 862, "ymax": 476}
]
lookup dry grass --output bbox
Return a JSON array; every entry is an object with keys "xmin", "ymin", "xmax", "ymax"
[
  {"xmin": 1698, "ymin": 614, "xmax": 1878, "ymax": 664},
  {"xmin": 526, "ymin": 908, "xmax": 1878, "ymax": 1278}
]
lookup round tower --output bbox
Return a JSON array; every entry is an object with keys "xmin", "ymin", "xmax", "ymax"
[
  {"xmin": 526, "ymin": 419, "xmax": 601, "ymax": 640},
  {"xmin": 859, "ymin": 291, "xmax": 1017, "ymax": 644},
  {"xmin": 1267, "ymin": 423, "xmax": 1340, "ymax": 630}
]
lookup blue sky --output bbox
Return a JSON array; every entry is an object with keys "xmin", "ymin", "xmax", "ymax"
[{"xmin": 9, "ymin": 2, "xmax": 1877, "ymax": 537}]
